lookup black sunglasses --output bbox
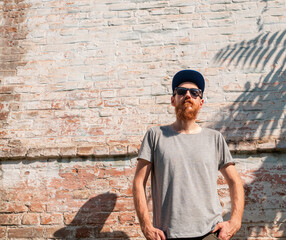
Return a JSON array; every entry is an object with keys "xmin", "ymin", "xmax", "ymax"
[{"xmin": 173, "ymin": 87, "xmax": 202, "ymax": 98}]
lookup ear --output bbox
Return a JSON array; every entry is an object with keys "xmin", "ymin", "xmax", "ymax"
[
  {"xmin": 199, "ymin": 99, "xmax": 204, "ymax": 109},
  {"xmin": 171, "ymin": 96, "xmax": 175, "ymax": 106}
]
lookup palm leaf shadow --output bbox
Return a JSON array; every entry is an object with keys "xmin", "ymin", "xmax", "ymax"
[
  {"xmin": 54, "ymin": 192, "xmax": 130, "ymax": 239},
  {"xmin": 212, "ymin": 30, "xmax": 285, "ymax": 238}
]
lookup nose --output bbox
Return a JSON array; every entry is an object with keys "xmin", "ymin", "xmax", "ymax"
[{"xmin": 184, "ymin": 89, "xmax": 192, "ymax": 98}]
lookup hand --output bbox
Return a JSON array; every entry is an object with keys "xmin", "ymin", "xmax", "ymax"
[
  {"xmin": 212, "ymin": 220, "xmax": 241, "ymax": 240},
  {"xmin": 142, "ymin": 225, "xmax": 166, "ymax": 240}
]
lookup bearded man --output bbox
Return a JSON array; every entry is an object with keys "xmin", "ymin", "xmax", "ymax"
[{"xmin": 133, "ymin": 70, "xmax": 245, "ymax": 240}]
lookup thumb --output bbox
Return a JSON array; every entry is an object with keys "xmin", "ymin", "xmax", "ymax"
[{"xmin": 211, "ymin": 223, "xmax": 221, "ymax": 233}]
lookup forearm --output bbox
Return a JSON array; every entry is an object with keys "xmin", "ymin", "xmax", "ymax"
[
  {"xmin": 229, "ymin": 178, "xmax": 244, "ymax": 224},
  {"xmin": 133, "ymin": 180, "xmax": 152, "ymax": 231}
]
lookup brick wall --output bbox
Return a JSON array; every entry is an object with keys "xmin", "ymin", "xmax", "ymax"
[
  {"xmin": 0, "ymin": 153, "xmax": 285, "ymax": 239},
  {"xmin": 0, "ymin": 0, "xmax": 285, "ymax": 239},
  {"xmin": 0, "ymin": 0, "xmax": 285, "ymax": 158},
  {"xmin": 0, "ymin": 157, "xmax": 139, "ymax": 239}
]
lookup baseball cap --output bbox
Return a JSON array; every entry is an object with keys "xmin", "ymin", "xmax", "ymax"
[{"xmin": 172, "ymin": 70, "xmax": 205, "ymax": 93}]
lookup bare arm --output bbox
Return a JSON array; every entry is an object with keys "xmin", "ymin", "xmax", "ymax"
[
  {"xmin": 133, "ymin": 159, "xmax": 166, "ymax": 240},
  {"xmin": 222, "ymin": 164, "xmax": 244, "ymax": 224},
  {"xmin": 213, "ymin": 164, "xmax": 245, "ymax": 240}
]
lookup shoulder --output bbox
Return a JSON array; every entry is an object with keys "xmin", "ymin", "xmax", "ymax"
[
  {"xmin": 143, "ymin": 125, "xmax": 172, "ymax": 141},
  {"xmin": 146, "ymin": 125, "xmax": 169, "ymax": 135},
  {"xmin": 202, "ymin": 127, "xmax": 222, "ymax": 137},
  {"xmin": 202, "ymin": 128, "xmax": 227, "ymax": 143}
]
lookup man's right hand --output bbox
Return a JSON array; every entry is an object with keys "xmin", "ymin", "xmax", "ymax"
[{"xmin": 142, "ymin": 226, "xmax": 166, "ymax": 240}]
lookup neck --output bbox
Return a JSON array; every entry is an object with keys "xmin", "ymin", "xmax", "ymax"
[{"xmin": 171, "ymin": 119, "xmax": 201, "ymax": 134}]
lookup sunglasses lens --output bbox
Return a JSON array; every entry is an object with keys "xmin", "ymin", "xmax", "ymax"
[
  {"xmin": 176, "ymin": 88, "xmax": 187, "ymax": 95},
  {"xmin": 190, "ymin": 89, "xmax": 200, "ymax": 97}
]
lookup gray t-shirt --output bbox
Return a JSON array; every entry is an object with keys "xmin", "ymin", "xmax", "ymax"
[{"xmin": 138, "ymin": 126, "xmax": 234, "ymax": 238}]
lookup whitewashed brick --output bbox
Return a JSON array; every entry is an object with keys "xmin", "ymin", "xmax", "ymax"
[{"xmin": 0, "ymin": 0, "xmax": 284, "ymax": 164}]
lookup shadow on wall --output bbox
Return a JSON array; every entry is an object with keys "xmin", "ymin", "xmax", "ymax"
[
  {"xmin": 212, "ymin": 30, "xmax": 285, "ymax": 238},
  {"xmin": 54, "ymin": 192, "xmax": 130, "ymax": 239},
  {"xmin": 212, "ymin": 30, "xmax": 285, "ymax": 142}
]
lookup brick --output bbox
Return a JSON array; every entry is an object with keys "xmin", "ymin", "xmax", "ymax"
[
  {"xmin": 0, "ymin": 214, "xmax": 21, "ymax": 225},
  {"xmin": 72, "ymin": 190, "xmax": 90, "ymax": 200},
  {"xmin": 0, "ymin": 112, "xmax": 9, "ymax": 120},
  {"xmin": 104, "ymin": 99, "xmax": 121, "ymax": 107},
  {"xmin": 93, "ymin": 144, "xmax": 109, "ymax": 156},
  {"xmin": 127, "ymin": 144, "xmax": 140, "ymax": 155},
  {"xmin": 30, "ymin": 202, "xmax": 46, "ymax": 213},
  {"xmin": 60, "ymin": 147, "xmax": 77, "ymax": 156},
  {"xmin": 99, "ymin": 108, "xmax": 115, "ymax": 117},
  {"xmin": 88, "ymin": 99, "xmax": 103, "ymax": 108},
  {"xmin": 257, "ymin": 140, "xmax": 276, "ymax": 151},
  {"xmin": 155, "ymin": 95, "xmax": 171, "ymax": 104},
  {"xmin": 115, "ymin": 225, "xmax": 141, "ymax": 238},
  {"xmin": 77, "ymin": 146, "xmax": 94, "ymax": 156},
  {"xmin": 85, "ymin": 178, "xmax": 110, "ymax": 190},
  {"xmin": 109, "ymin": 144, "xmax": 128, "ymax": 155},
  {"xmin": 109, "ymin": 3, "xmax": 137, "ymax": 11},
  {"xmin": 114, "ymin": 198, "xmax": 134, "ymax": 212},
  {"xmin": 0, "ymin": 227, "xmax": 6, "ymax": 238},
  {"xmin": 41, "ymin": 147, "xmax": 61, "ymax": 157},
  {"xmin": 40, "ymin": 213, "xmax": 63, "ymax": 225},
  {"xmin": 0, "ymin": 86, "xmax": 14, "ymax": 94},
  {"xmin": 235, "ymin": 141, "xmax": 257, "ymax": 153},
  {"xmin": 22, "ymin": 213, "xmax": 40, "ymax": 225},
  {"xmin": 64, "ymin": 212, "xmax": 77, "ymax": 225},
  {"xmin": 137, "ymin": 2, "xmax": 168, "ymax": 10},
  {"xmin": 118, "ymin": 212, "xmax": 136, "ymax": 225},
  {"xmin": 0, "ymin": 202, "xmax": 28, "ymax": 213},
  {"xmin": 179, "ymin": 6, "xmax": 196, "ymax": 14},
  {"xmin": 44, "ymin": 226, "xmax": 73, "ymax": 238},
  {"xmin": 8, "ymin": 227, "xmax": 44, "ymax": 238},
  {"xmin": 100, "ymin": 90, "xmax": 117, "ymax": 98}
]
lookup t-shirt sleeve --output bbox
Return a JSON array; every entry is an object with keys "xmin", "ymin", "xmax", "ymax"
[
  {"xmin": 137, "ymin": 128, "xmax": 154, "ymax": 163},
  {"xmin": 218, "ymin": 133, "xmax": 236, "ymax": 170}
]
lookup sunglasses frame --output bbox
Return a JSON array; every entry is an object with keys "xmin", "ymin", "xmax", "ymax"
[{"xmin": 173, "ymin": 87, "xmax": 203, "ymax": 99}]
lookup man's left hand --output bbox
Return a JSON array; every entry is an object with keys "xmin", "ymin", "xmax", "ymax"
[{"xmin": 212, "ymin": 220, "xmax": 241, "ymax": 240}]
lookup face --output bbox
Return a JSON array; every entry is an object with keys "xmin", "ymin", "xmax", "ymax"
[{"xmin": 171, "ymin": 82, "xmax": 204, "ymax": 121}]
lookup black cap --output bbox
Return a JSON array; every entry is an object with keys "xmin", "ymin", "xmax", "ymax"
[{"xmin": 172, "ymin": 70, "xmax": 205, "ymax": 93}]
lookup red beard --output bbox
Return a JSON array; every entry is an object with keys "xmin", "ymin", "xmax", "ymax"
[{"xmin": 175, "ymin": 99, "xmax": 200, "ymax": 121}]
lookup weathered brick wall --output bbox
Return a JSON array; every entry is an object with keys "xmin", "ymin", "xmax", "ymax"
[
  {"xmin": 0, "ymin": 157, "xmax": 139, "ymax": 239},
  {"xmin": 0, "ymin": 0, "xmax": 285, "ymax": 158},
  {"xmin": 0, "ymin": 0, "xmax": 285, "ymax": 239},
  {"xmin": 0, "ymin": 154, "xmax": 285, "ymax": 239}
]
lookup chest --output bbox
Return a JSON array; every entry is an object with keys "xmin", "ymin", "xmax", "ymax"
[{"xmin": 153, "ymin": 135, "xmax": 219, "ymax": 173}]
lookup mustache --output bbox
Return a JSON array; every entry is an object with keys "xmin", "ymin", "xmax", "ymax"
[{"xmin": 183, "ymin": 99, "xmax": 193, "ymax": 105}]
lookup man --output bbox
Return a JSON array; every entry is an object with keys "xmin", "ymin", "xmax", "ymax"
[{"xmin": 133, "ymin": 70, "xmax": 244, "ymax": 240}]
